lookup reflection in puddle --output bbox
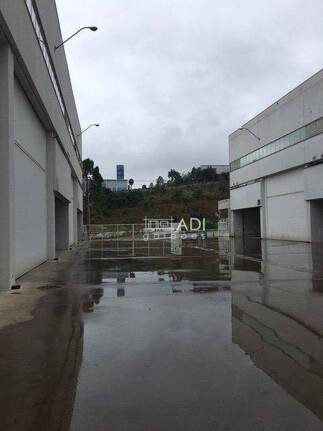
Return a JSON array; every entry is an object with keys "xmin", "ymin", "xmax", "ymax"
[
  {"xmin": 82, "ymin": 287, "xmax": 104, "ymax": 312},
  {"xmin": 191, "ymin": 283, "xmax": 230, "ymax": 293},
  {"xmin": 81, "ymin": 242, "xmax": 232, "ymax": 298},
  {"xmin": 73, "ymin": 239, "xmax": 323, "ymax": 430},
  {"xmin": 2, "ymin": 237, "xmax": 323, "ymax": 431},
  {"xmin": 229, "ymin": 238, "xmax": 323, "ymax": 424},
  {"xmin": 102, "ymin": 270, "xmax": 201, "ymax": 284}
]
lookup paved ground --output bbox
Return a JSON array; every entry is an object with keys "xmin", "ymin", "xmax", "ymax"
[{"xmin": 0, "ymin": 238, "xmax": 323, "ymax": 431}]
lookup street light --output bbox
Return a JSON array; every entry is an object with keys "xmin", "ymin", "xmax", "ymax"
[
  {"xmin": 77, "ymin": 124, "xmax": 100, "ymax": 138},
  {"xmin": 239, "ymin": 127, "xmax": 261, "ymax": 141},
  {"xmin": 78, "ymin": 122, "xmax": 99, "ymax": 235},
  {"xmin": 55, "ymin": 26, "xmax": 98, "ymax": 51}
]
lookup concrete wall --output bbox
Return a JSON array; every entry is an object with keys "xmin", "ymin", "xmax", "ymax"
[
  {"xmin": 14, "ymin": 80, "xmax": 47, "ymax": 276},
  {"xmin": 230, "ymin": 69, "xmax": 323, "ymax": 164},
  {"xmin": 265, "ymin": 169, "xmax": 310, "ymax": 241},
  {"xmin": 0, "ymin": 42, "xmax": 15, "ymax": 289},
  {"xmin": 230, "ymin": 133, "xmax": 323, "ymax": 188},
  {"xmin": 0, "ymin": 1, "xmax": 82, "ymax": 177},
  {"xmin": 231, "ymin": 167, "xmax": 311, "ymax": 241},
  {"xmin": 230, "ymin": 139, "xmax": 307, "ymax": 187},
  {"xmin": 304, "ymin": 164, "xmax": 323, "ymax": 201},
  {"xmin": 231, "ymin": 181, "xmax": 261, "ymax": 210},
  {"xmin": 229, "ymin": 69, "xmax": 323, "ymax": 241},
  {"xmin": 0, "ymin": 2, "xmax": 83, "ymax": 287}
]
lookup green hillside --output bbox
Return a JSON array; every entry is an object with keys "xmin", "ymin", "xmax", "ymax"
[{"xmin": 91, "ymin": 180, "xmax": 229, "ymax": 228}]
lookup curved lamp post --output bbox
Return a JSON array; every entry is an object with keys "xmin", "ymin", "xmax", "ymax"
[
  {"xmin": 55, "ymin": 26, "xmax": 98, "ymax": 51},
  {"xmin": 239, "ymin": 127, "xmax": 260, "ymax": 141},
  {"xmin": 77, "ymin": 124, "xmax": 100, "ymax": 138}
]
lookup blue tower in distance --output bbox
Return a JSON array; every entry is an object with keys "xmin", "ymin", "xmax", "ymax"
[{"xmin": 116, "ymin": 164, "xmax": 125, "ymax": 180}]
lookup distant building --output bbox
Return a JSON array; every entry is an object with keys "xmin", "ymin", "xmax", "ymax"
[
  {"xmin": 116, "ymin": 164, "xmax": 124, "ymax": 180},
  {"xmin": 103, "ymin": 164, "xmax": 128, "ymax": 192},
  {"xmin": 102, "ymin": 179, "xmax": 128, "ymax": 192},
  {"xmin": 199, "ymin": 165, "xmax": 229, "ymax": 174}
]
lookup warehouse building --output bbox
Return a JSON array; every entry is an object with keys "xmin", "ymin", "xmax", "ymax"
[
  {"xmin": 229, "ymin": 69, "xmax": 323, "ymax": 242},
  {"xmin": 0, "ymin": 1, "xmax": 83, "ymax": 289}
]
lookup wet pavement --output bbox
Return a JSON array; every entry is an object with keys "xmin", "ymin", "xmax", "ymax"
[{"xmin": 1, "ymin": 237, "xmax": 323, "ymax": 430}]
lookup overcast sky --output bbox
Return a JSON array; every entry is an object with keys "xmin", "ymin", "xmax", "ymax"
[{"xmin": 56, "ymin": 0, "xmax": 323, "ymax": 186}]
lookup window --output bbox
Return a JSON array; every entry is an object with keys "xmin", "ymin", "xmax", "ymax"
[
  {"xmin": 230, "ymin": 117, "xmax": 323, "ymax": 172},
  {"xmin": 25, "ymin": 0, "xmax": 82, "ymax": 166}
]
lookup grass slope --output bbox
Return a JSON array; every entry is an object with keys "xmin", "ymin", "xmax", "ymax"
[{"xmin": 93, "ymin": 180, "xmax": 229, "ymax": 228}]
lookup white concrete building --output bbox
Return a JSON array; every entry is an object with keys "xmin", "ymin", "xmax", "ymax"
[
  {"xmin": 0, "ymin": 1, "xmax": 83, "ymax": 289},
  {"xmin": 102, "ymin": 179, "xmax": 128, "ymax": 192},
  {"xmin": 229, "ymin": 69, "xmax": 323, "ymax": 242}
]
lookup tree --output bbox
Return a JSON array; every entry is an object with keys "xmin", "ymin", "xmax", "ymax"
[
  {"xmin": 203, "ymin": 167, "xmax": 218, "ymax": 182},
  {"xmin": 91, "ymin": 166, "xmax": 103, "ymax": 195},
  {"xmin": 128, "ymin": 178, "xmax": 134, "ymax": 190},
  {"xmin": 190, "ymin": 167, "xmax": 197, "ymax": 183},
  {"xmin": 168, "ymin": 169, "xmax": 182, "ymax": 185},
  {"xmin": 82, "ymin": 158, "xmax": 104, "ymax": 225},
  {"xmin": 156, "ymin": 176, "xmax": 164, "ymax": 187},
  {"xmin": 142, "ymin": 184, "xmax": 147, "ymax": 190},
  {"xmin": 181, "ymin": 172, "xmax": 191, "ymax": 184},
  {"xmin": 149, "ymin": 182, "xmax": 154, "ymax": 188},
  {"xmin": 82, "ymin": 158, "xmax": 94, "ymax": 180}
]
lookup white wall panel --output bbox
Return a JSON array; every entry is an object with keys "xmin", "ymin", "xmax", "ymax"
[
  {"xmin": 68, "ymin": 203, "xmax": 74, "ymax": 246},
  {"xmin": 14, "ymin": 79, "xmax": 47, "ymax": 276},
  {"xmin": 231, "ymin": 181, "xmax": 261, "ymax": 210},
  {"xmin": 304, "ymin": 164, "xmax": 323, "ymax": 200},
  {"xmin": 266, "ymin": 168, "xmax": 304, "ymax": 197},
  {"xmin": 266, "ymin": 192, "xmax": 309, "ymax": 241},
  {"xmin": 264, "ymin": 168, "xmax": 309, "ymax": 241},
  {"xmin": 14, "ymin": 146, "xmax": 47, "ymax": 276},
  {"xmin": 14, "ymin": 82, "xmax": 46, "ymax": 167},
  {"xmin": 77, "ymin": 185, "xmax": 83, "ymax": 212}
]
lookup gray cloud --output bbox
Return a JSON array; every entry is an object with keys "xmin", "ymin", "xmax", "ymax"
[{"xmin": 56, "ymin": 0, "xmax": 323, "ymax": 185}]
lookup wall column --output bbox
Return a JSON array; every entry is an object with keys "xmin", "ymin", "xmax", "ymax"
[
  {"xmin": 46, "ymin": 133, "xmax": 56, "ymax": 259},
  {"xmin": 260, "ymin": 178, "xmax": 267, "ymax": 239},
  {"xmin": 0, "ymin": 43, "xmax": 15, "ymax": 289},
  {"xmin": 72, "ymin": 177, "xmax": 78, "ymax": 244}
]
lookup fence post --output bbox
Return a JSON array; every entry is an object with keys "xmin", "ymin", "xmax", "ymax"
[{"xmin": 117, "ymin": 224, "xmax": 119, "ymax": 256}]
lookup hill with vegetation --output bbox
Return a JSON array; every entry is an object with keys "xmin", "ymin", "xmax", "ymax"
[{"xmin": 83, "ymin": 159, "xmax": 229, "ymax": 228}]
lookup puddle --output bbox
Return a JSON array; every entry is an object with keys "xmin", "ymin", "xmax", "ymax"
[
  {"xmin": 2, "ymin": 238, "xmax": 323, "ymax": 431},
  {"xmin": 191, "ymin": 283, "xmax": 230, "ymax": 293},
  {"xmin": 37, "ymin": 284, "xmax": 64, "ymax": 290}
]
